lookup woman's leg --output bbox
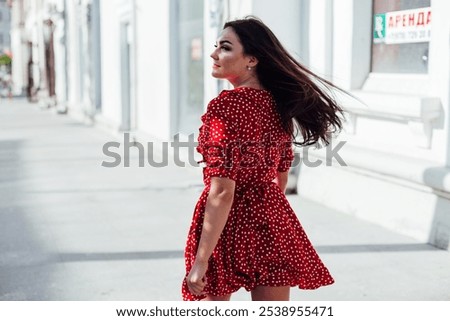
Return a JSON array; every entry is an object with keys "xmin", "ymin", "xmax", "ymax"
[
  {"xmin": 251, "ymin": 286, "xmax": 290, "ymax": 301},
  {"xmin": 201, "ymin": 294, "xmax": 232, "ymax": 301}
]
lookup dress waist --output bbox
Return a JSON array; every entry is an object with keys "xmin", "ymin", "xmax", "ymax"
[
  {"xmin": 235, "ymin": 181, "xmax": 276, "ymax": 199},
  {"xmin": 204, "ymin": 178, "xmax": 274, "ymax": 189},
  {"xmin": 235, "ymin": 181, "xmax": 274, "ymax": 191}
]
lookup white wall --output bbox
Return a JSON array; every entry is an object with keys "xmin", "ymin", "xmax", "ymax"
[
  {"xmin": 332, "ymin": 0, "xmax": 372, "ymax": 89},
  {"xmin": 9, "ymin": 0, "xmax": 26, "ymax": 96},
  {"xmin": 98, "ymin": 0, "xmax": 172, "ymax": 140},
  {"xmin": 134, "ymin": 0, "xmax": 171, "ymax": 140},
  {"xmin": 430, "ymin": 0, "xmax": 450, "ymax": 166},
  {"xmin": 252, "ymin": 0, "xmax": 302, "ymax": 62},
  {"xmin": 98, "ymin": 0, "xmax": 122, "ymax": 129},
  {"xmin": 51, "ymin": 0, "xmax": 67, "ymax": 108},
  {"xmin": 65, "ymin": 0, "xmax": 81, "ymax": 112},
  {"xmin": 307, "ymin": 0, "xmax": 333, "ymax": 78}
]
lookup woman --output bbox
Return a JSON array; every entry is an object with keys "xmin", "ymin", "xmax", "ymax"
[{"xmin": 182, "ymin": 16, "xmax": 344, "ymax": 301}]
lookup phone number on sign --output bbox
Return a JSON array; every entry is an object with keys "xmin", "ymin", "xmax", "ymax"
[{"xmin": 258, "ymin": 306, "xmax": 333, "ymax": 317}]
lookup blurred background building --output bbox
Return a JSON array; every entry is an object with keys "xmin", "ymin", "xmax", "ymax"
[
  {"xmin": 5, "ymin": 0, "xmax": 450, "ymax": 250},
  {"xmin": 0, "ymin": 0, "xmax": 11, "ymax": 53},
  {"xmin": 0, "ymin": 0, "xmax": 12, "ymax": 97}
]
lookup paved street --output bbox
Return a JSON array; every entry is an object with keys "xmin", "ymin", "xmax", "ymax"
[{"xmin": 1, "ymin": 98, "xmax": 450, "ymax": 301}]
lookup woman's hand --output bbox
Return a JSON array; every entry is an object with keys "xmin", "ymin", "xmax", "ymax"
[{"xmin": 186, "ymin": 259, "xmax": 208, "ymax": 296}]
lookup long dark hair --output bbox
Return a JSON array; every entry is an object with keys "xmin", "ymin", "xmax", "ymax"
[{"xmin": 224, "ymin": 16, "xmax": 346, "ymax": 147}]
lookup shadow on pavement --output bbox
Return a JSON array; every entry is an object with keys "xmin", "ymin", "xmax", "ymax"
[
  {"xmin": 0, "ymin": 140, "xmax": 56, "ymax": 300},
  {"xmin": 316, "ymin": 242, "xmax": 441, "ymax": 254},
  {"xmin": 32, "ymin": 242, "xmax": 438, "ymax": 265},
  {"xmin": 57, "ymin": 250, "xmax": 185, "ymax": 263}
]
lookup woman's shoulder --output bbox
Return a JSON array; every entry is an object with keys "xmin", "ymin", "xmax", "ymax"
[
  {"xmin": 210, "ymin": 87, "xmax": 271, "ymax": 108},
  {"xmin": 220, "ymin": 86, "xmax": 271, "ymax": 98},
  {"xmin": 216, "ymin": 87, "xmax": 251, "ymax": 102},
  {"xmin": 206, "ymin": 87, "xmax": 274, "ymax": 125},
  {"xmin": 208, "ymin": 88, "xmax": 247, "ymax": 113}
]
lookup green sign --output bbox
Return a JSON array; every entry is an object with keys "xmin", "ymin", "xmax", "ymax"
[{"xmin": 373, "ymin": 13, "xmax": 386, "ymax": 43}]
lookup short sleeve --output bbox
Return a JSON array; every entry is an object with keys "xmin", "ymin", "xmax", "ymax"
[
  {"xmin": 200, "ymin": 94, "xmax": 241, "ymax": 181},
  {"xmin": 277, "ymin": 141, "xmax": 294, "ymax": 172}
]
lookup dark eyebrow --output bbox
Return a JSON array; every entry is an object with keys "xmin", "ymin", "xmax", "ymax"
[{"xmin": 218, "ymin": 40, "xmax": 233, "ymax": 46}]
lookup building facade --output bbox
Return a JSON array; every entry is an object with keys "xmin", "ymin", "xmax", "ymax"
[
  {"xmin": 10, "ymin": 0, "xmax": 450, "ymax": 249},
  {"xmin": 0, "ymin": 0, "xmax": 11, "ymax": 54},
  {"xmin": 299, "ymin": 0, "xmax": 450, "ymax": 250},
  {"xmin": 0, "ymin": 0, "xmax": 11, "ymax": 94}
]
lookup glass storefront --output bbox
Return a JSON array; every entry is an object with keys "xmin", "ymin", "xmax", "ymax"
[{"xmin": 371, "ymin": 0, "xmax": 431, "ymax": 74}]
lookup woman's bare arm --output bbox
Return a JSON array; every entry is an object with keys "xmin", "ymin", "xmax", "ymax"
[
  {"xmin": 274, "ymin": 170, "xmax": 289, "ymax": 194},
  {"xmin": 195, "ymin": 176, "xmax": 235, "ymax": 262},
  {"xmin": 186, "ymin": 176, "xmax": 235, "ymax": 295}
]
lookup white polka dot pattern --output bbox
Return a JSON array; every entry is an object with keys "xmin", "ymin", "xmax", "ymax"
[{"xmin": 182, "ymin": 87, "xmax": 334, "ymax": 301}]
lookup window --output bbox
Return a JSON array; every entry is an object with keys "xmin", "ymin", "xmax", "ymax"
[
  {"xmin": 371, "ymin": 0, "xmax": 431, "ymax": 74},
  {"xmin": 176, "ymin": 0, "xmax": 204, "ymax": 134}
]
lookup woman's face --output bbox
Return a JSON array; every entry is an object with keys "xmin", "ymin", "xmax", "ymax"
[{"xmin": 210, "ymin": 27, "xmax": 255, "ymax": 83}]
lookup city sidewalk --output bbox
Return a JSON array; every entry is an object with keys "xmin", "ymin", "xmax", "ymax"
[{"xmin": 0, "ymin": 98, "xmax": 449, "ymax": 301}]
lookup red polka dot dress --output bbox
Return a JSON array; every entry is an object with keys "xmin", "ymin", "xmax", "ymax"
[{"xmin": 182, "ymin": 87, "xmax": 334, "ymax": 301}]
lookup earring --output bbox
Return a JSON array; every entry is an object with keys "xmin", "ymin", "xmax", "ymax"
[{"xmin": 247, "ymin": 66, "xmax": 252, "ymax": 71}]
